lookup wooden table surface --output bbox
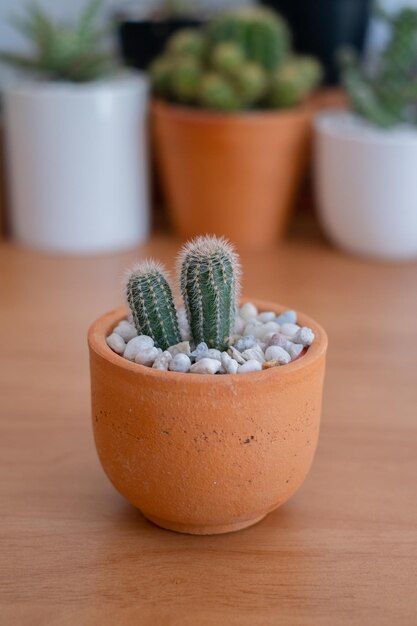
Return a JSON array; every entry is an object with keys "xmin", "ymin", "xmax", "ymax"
[{"xmin": 1, "ymin": 227, "xmax": 417, "ymax": 626}]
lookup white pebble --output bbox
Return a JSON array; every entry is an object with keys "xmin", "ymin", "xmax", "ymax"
[
  {"xmin": 243, "ymin": 321, "xmax": 263, "ymax": 337},
  {"xmin": 177, "ymin": 309, "xmax": 191, "ymax": 341},
  {"xmin": 264, "ymin": 345, "xmax": 291, "ymax": 364},
  {"xmin": 106, "ymin": 332, "xmax": 126, "ymax": 355},
  {"xmin": 191, "ymin": 342, "xmax": 209, "ymax": 358},
  {"xmin": 240, "ymin": 302, "xmax": 258, "ymax": 320},
  {"xmin": 228, "ymin": 346, "xmax": 245, "ymax": 364},
  {"xmin": 242, "ymin": 345, "xmax": 265, "ymax": 363},
  {"xmin": 123, "ymin": 335, "xmax": 154, "ymax": 361},
  {"xmin": 288, "ymin": 343, "xmax": 304, "ymax": 360},
  {"xmin": 135, "ymin": 346, "xmax": 160, "ymax": 366},
  {"xmin": 152, "ymin": 350, "xmax": 172, "ymax": 371},
  {"xmin": 276, "ymin": 310, "xmax": 297, "ymax": 325},
  {"xmin": 257, "ymin": 311, "xmax": 276, "ymax": 323},
  {"xmin": 169, "ymin": 353, "xmax": 191, "ymax": 373},
  {"xmin": 238, "ymin": 359, "xmax": 262, "ymax": 373},
  {"xmin": 256, "ymin": 321, "xmax": 281, "ymax": 340},
  {"xmin": 190, "ymin": 358, "xmax": 221, "ymax": 375},
  {"xmin": 221, "ymin": 351, "xmax": 239, "ymax": 374},
  {"xmin": 113, "ymin": 320, "xmax": 137, "ymax": 342},
  {"xmin": 168, "ymin": 341, "xmax": 191, "ymax": 357},
  {"xmin": 294, "ymin": 327, "xmax": 315, "ymax": 346},
  {"xmin": 280, "ymin": 323, "xmax": 300, "ymax": 340},
  {"xmin": 196, "ymin": 348, "xmax": 222, "ymax": 362},
  {"xmin": 234, "ymin": 335, "xmax": 257, "ymax": 351},
  {"xmin": 234, "ymin": 316, "xmax": 246, "ymax": 334}
]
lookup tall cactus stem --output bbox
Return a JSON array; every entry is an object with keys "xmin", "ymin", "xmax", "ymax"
[
  {"xmin": 177, "ymin": 236, "xmax": 241, "ymax": 350},
  {"xmin": 125, "ymin": 260, "xmax": 181, "ymax": 350}
]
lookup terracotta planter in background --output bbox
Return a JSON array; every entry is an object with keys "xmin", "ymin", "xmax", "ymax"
[
  {"xmin": 88, "ymin": 300, "xmax": 327, "ymax": 535},
  {"xmin": 152, "ymin": 101, "xmax": 312, "ymax": 252}
]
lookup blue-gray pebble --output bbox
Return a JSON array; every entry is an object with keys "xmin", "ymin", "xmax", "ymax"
[{"xmin": 276, "ymin": 310, "xmax": 297, "ymax": 325}]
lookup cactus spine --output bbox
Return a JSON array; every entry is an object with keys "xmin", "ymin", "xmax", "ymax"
[
  {"xmin": 178, "ymin": 236, "xmax": 241, "ymax": 350},
  {"xmin": 126, "ymin": 260, "xmax": 181, "ymax": 350}
]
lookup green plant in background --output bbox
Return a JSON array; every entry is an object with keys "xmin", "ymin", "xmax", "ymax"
[
  {"xmin": 267, "ymin": 56, "xmax": 323, "ymax": 108},
  {"xmin": 149, "ymin": 6, "xmax": 323, "ymax": 111},
  {"xmin": 340, "ymin": 6, "xmax": 417, "ymax": 127},
  {"xmin": 125, "ymin": 236, "xmax": 241, "ymax": 352},
  {"xmin": 168, "ymin": 29, "xmax": 206, "ymax": 58},
  {"xmin": 0, "ymin": 0, "xmax": 115, "ymax": 82},
  {"xmin": 207, "ymin": 6, "xmax": 290, "ymax": 72},
  {"xmin": 126, "ymin": 261, "xmax": 182, "ymax": 351},
  {"xmin": 178, "ymin": 236, "xmax": 241, "ymax": 350}
]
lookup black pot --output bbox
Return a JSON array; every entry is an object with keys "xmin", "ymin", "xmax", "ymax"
[
  {"xmin": 117, "ymin": 17, "xmax": 204, "ymax": 70},
  {"xmin": 260, "ymin": 0, "xmax": 372, "ymax": 84}
]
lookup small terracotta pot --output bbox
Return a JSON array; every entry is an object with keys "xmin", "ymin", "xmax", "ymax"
[
  {"xmin": 152, "ymin": 101, "xmax": 312, "ymax": 252},
  {"xmin": 88, "ymin": 300, "xmax": 327, "ymax": 535}
]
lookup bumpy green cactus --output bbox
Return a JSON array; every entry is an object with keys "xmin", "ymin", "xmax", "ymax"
[
  {"xmin": 267, "ymin": 56, "xmax": 323, "ymax": 108},
  {"xmin": 126, "ymin": 261, "xmax": 182, "ymax": 350},
  {"xmin": 210, "ymin": 42, "xmax": 246, "ymax": 75},
  {"xmin": 150, "ymin": 56, "xmax": 174, "ymax": 96},
  {"xmin": 198, "ymin": 72, "xmax": 240, "ymax": 110},
  {"xmin": 340, "ymin": 7, "xmax": 417, "ymax": 127},
  {"xmin": 168, "ymin": 28, "xmax": 206, "ymax": 58},
  {"xmin": 0, "ymin": 0, "xmax": 115, "ymax": 82},
  {"xmin": 149, "ymin": 6, "xmax": 322, "ymax": 111},
  {"xmin": 233, "ymin": 62, "xmax": 267, "ymax": 104},
  {"xmin": 170, "ymin": 56, "xmax": 202, "ymax": 102},
  {"xmin": 178, "ymin": 236, "xmax": 241, "ymax": 350},
  {"xmin": 207, "ymin": 7, "xmax": 290, "ymax": 72}
]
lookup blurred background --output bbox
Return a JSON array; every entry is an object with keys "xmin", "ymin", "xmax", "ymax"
[{"xmin": 1, "ymin": 0, "xmax": 417, "ymax": 258}]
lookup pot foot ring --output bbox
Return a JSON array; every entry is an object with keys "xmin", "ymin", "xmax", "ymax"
[{"xmin": 144, "ymin": 513, "xmax": 267, "ymax": 535}]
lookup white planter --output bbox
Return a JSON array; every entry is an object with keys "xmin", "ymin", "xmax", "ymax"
[
  {"xmin": 3, "ymin": 73, "xmax": 150, "ymax": 254},
  {"xmin": 314, "ymin": 111, "xmax": 417, "ymax": 261}
]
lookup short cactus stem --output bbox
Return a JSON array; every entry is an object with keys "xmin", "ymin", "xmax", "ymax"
[
  {"xmin": 125, "ymin": 260, "xmax": 181, "ymax": 351},
  {"xmin": 178, "ymin": 236, "xmax": 241, "ymax": 350}
]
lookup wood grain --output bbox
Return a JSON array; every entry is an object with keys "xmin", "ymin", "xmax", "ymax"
[{"xmin": 1, "ymin": 227, "xmax": 416, "ymax": 626}]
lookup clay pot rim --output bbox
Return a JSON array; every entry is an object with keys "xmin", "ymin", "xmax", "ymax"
[
  {"xmin": 88, "ymin": 298, "xmax": 328, "ymax": 384},
  {"xmin": 152, "ymin": 98, "xmax": 312, "ymax": 125}
]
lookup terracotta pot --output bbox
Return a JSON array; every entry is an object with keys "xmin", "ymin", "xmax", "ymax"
[
  {"xmin": 152, "ymin": 101, "xmax": 312, "ymax": 252},
  {"xmin": 88, "ymin": 299, "xmax": 327, "ymax": 535}
]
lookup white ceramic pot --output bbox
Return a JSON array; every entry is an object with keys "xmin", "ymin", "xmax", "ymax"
[
  {"xmin": 314, "ymin": 111, "xmax": 417, "ymax": 261},
  {"xmin": 3, "ymin": 73, "xmax": 150, "ymax": 254}
]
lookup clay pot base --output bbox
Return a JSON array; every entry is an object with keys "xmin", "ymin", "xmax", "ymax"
[{"xmin": 144, "ymin": 512, "xmax": 267, "ymax": 535}]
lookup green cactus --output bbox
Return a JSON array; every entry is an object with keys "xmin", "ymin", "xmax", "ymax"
[
  {"xmin": 149, "ymin": 6, "xmax": 322, "ymax": 111},
  {"xmin": 126, "ymin": 260, "xmax": 182, "ymax": 351},
  {"xmin": 198, "ymin": 72, "xmax": 241, "ymax": 111},
  {"xmin": 168, "ymin": 28, "xmax": 207, "ymax": 58},
  {"xmin": 267, "ymin": 56, "xmax": 323, "ymax": 108},
  {"xmin": 0, "ymin": 0, "xmax": 115, "ymax": 82},
  {"xmin": 178, "ymin": 236, "xmax": 241, "ymax": 350},
  {"xmin": 340, "ymin": 6, "xmax": 417, "ymax": 127},
  {"xmin": 210, "ymin": 42, "xmax": 246, "ymax": 75},
  {"xmin": 150, "ymin": 56, "xmax": 174, "ymax": 97},
  {"xmin": 207, "ymin": 7, "xmax": 291, "ymax": 72},
  {"xmin": 170, "ymin": 56, "xmax": 202, "ymax": 102},
  {"xmin": 233, "ymin": 62, "xmax": 267, "ymax": 105},
  {"xmin": 376, "ymin": 7, "xmax": 417, "ymax": 81}
]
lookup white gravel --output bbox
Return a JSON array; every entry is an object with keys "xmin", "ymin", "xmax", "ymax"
[{"xmin": 106, "ymin": 305, "xmax": 315, "ymax": 375}]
